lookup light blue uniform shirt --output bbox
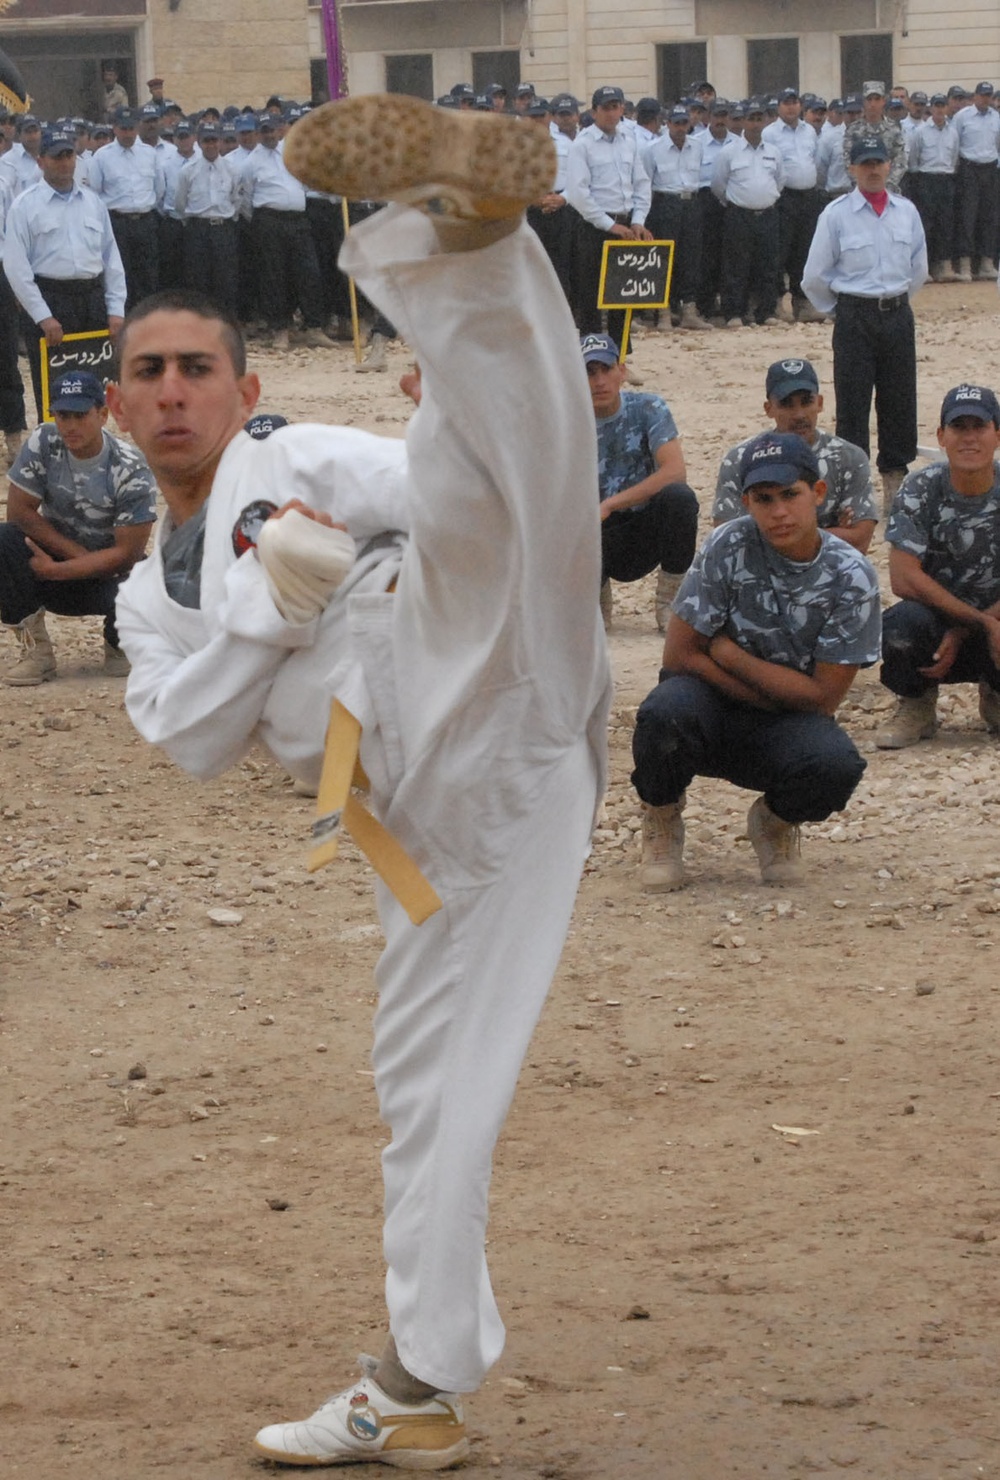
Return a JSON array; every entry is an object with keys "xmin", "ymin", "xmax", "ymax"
[
  {"xmin": 801, "ymin": 188, "xmax": 928, "ymax": 313},
  {"xmin": 761, "ymin": 118, "xmax": 818, "ymax": 189},
  {"xmin": 242, "ymin": 142, "xmax": 307, "ymax": 212},
  {"xmin": 565, "ymin": 123, "xmax": 651, "ymax": 230},
  {"xmin": 642, "ymin": 134, "xmax": 703, "ymax": 193},
  {"xmin": 552, "ymin": 130, "xmax": 571, "ymax": 194},
  {"xmin": 88, "ymin": 138, "xmax": 164, "ymax": 212},
  {"xmin": 909, "ymin": 119, "xmax": 959, "ymax": 174},
  {"xmin": 954, "ymin": 104, "xmax": 1000, "ymax": 163},
  {"xmin": 174, "ymin": 153, "xmax": 241, "ymax": 220},
  {"xmin": 816, "ymin": 124, "xmax": 851, "ymax": 193},
  {"xmin": 2, "ymin": 179, "xmax": 128, "ymax": 322},
  {"xmin": 697, "ymin": 128, "xmax": 735, "ymax": 188},
  {"xmin": 711, "ymin": 135, "xmax": 784, "ymax": 208}
]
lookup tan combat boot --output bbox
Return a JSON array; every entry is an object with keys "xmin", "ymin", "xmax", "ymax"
[
  {"xmin": 955, "ymin": 257, "xmax": 973, "ymax": 283},
  {"xmin": 876, "ymin": 688, "xmax": 938, "ymax": 749},
  {"xmin": 355, "ymin": 331, "xmax": 388, "ymax": 373},
  {"xmin": 979, "ymin": 683, "xmax": 1000, "ymax": 735},
  {"xmin": 679, "ymin": 302, "xmax": 713, "ymax": 331},
  {"xmin": 4, "ymin": 428, "xmax": 24, "ymax": 466},
  {"xmin": 975, "ymin": 256, "xmax": 996, "ymax": 281},
  {"xmin": 746, "ymin": 796, "xmax": 804, "ymax": 885},
  {"xmin": 103, "ymin": 640, "xmax": 130, "ymax": 677},
  {"xmin": 655, "ymin": 570, "xmax": 682, "ymax": 633},
  {"xmin": 881, "ymin": 468, "xmax": 906, "ymax": 520},
  {"xmin": 640, "ymin": 796, "xmax": 686, "ymax": 892},
  {"xmin": 599, "ymin": 579, "xmax": 613, "ymax": 631},
  {"xmin": 4, "ymin": 609, "xmax": 56, "ymax": 686}
]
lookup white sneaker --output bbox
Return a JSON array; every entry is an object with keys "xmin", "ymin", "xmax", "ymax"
[{"xmin": 253, "ymin": 1358, "xmax": 469, "ymax": 1469}]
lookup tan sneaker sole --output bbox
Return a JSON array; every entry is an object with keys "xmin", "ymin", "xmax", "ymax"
[{"xmin": 283, "ymin": 94, "xmax": 555, "ymax": 221}]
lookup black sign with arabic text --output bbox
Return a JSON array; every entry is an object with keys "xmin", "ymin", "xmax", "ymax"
[
  {"xmin": 598, "ymin": 240, "xmax": 675, "ymax": 311},
  {"xmin": 40, "ymin": 330, "xmax": 114, "ymax": 421}
]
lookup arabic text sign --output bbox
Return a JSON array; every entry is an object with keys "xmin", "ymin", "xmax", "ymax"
[
  {"xmin": 40, "ymin": 330, "xmax": 114, "ymax": 422},
  {"xmin": 598, "ymin": 240, "xmax": 675, "ymax": 311}
]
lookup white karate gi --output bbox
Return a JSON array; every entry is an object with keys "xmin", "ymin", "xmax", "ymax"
[{"xmin": 116, "ymin": 205, "xmax": 611, "ymax": 1395}]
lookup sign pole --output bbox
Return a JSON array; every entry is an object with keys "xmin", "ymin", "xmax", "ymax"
[
  {"xmin": 321, "ymin": 0, "xmax": 362, "ymax": 363},
  {"xmin": 618, "ymin": 310, "xmax": 633, "ymax": 365}
]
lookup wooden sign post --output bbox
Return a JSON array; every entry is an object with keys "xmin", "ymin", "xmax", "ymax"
[
  {"xmin": 40, "ymin": 330, "xmax": 113, "ymax": 421},
  {"xmin": 597, "ymin": 240, "xmax": 675, "ymax": 361}
]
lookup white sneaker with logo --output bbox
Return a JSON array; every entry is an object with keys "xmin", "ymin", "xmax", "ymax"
[{"xmin": 253, "ymin": 1357, "xmax": 469, "ymax": 1469}]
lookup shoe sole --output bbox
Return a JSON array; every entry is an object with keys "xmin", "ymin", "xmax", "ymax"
[
  {"xmin": 283, "ymin": 95, "xmax": 555, "ymax": 220},
  {"xmin": 252, "ymin": 1435, "xmax": 470, "ymax": 1469},
  {"xmin": 875, "ymin": 723, "xmax": 937, "ymax": 750}
]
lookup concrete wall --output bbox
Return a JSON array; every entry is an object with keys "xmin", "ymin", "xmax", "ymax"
[{"xmin": 146, "ymin": 0, "xmax": 312, "ymax": 110}]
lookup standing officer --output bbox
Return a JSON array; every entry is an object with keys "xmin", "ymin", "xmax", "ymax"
[
  {"xmin": 565, "ymin": 84, "xmax": 652, "ymax": 352},
  {"xmin": 174, "ymin": 121, "xmax": 241, "ymax": 314},
  {"xmin": 694, "ymin": 99, "xmax": 734, "ymax": 322},
  {"xmin": 802, "ymin": 135, "xmax": 928, "ymax": 516},
  {"xmin": 643, "ymin": 104, "xmax": 712, "ymax": 330},
  {"xmin": 843, "ymin": 82, "xmax": 906, "ymax": 192},
  {"xmin": 525, "ymin": 96, "xmax": 578, "ymax": 315},
  {"xmin": 0, "ymin": 170, "xmax": 26, "ymax": 465},
  {"xmin": 908, "ymin": 94, "xmax": 959, "ymax": 282},
  {"xmin": 712, "ymin": 100, "xmax": 784, "ymax": 327},
  {"xmin": 3, "ymin": 126, "xmax": 126, "ymax": 421},
  {"xmin": 763, "ymin": 87, "xmax": 826, "ymax": 322},
  {"xmin": 952, "ymin": 81, "xmax": 1000, "ymax": 281},
  {"xmin": 87, "ymin": 104, "xmax": 164, "ymax": 309},
  {"xmin": 138, "ymin": 102, "xmax": 184, "ymax": 290}
]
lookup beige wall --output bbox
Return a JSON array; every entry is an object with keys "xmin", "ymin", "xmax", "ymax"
[{"xmin": 147, "ymin": 0, "xmax": 312, "ymax": 111}]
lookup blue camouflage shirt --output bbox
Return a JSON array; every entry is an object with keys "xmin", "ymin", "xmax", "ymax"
[
  {"xmin": 673, "ymin": 517, "xmax": 881, "ymax": 673},
  {"xmin": 885, "ymin": 462, "xmax": 1000, "ymax": 609},
  {"xmin": 596, "ymin": 390, "xmax": 679, "ymax": 510},
  {"xmin": 10, "ymin": 425, "xmax": 157, "ymax": 551}
]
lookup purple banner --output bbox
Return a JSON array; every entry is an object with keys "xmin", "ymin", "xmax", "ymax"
[{"xmin": 321, "ymin": 0, "xmax": 345, "ymax": 102}]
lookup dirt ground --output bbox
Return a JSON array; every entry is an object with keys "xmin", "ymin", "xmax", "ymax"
[{"xmin": 3, "ymin": 281, "xmax": 1000, "ymax": 1480}]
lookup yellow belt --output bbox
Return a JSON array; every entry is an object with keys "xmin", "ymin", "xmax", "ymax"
[{"xmin": 307, "ymin": 698, "xmax": 442, "ymax": 926}]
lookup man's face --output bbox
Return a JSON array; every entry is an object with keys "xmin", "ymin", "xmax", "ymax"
[
  {"xmin": 21, "ymin": 126, "xmax": 41, "ymax": 158},
  {"xmin": 743, "ymin": 113, "xmax": 765, "ymax": 144},
  {"xmin": 53, "ymin": 404, "xmax": 107, "ymax": 457},
  {"xmin": 200, "ymin": 136, "xmax": 221, "ymax": 161},
  {"xmin": 974, "ymin": 92, "xmax": 992, "ymax": 113},
  {"xmin": 851, "ymin": 156, "xmax": 891, "ymax": 192},
  {"xmin": 667, "ymin": 120, "xmax": 691, "ymax": 148},
  {"xmin": 766, "ymin": 388, "xmax": 823, "ymax": 443},
  {"xmin": 805, "ymin": 106, "xmax": 825, "ymax": 131},
  {"xmin": 40, "ymin": 149, "xmax": 76, "ymax": 191},
  {"xmin": 175, "ymin": 133, "xmax": 195, "ymax": 157},
  {"xmin": 862, "ymin": 93, "xmax": 884, "ymax": 123},
  {"xmin": 74, "ymin": 130, "xmax": 89, "ymax": 155},
  {"xmin": 931, "ymin": 103, "xmax": 948, "ymax": 126},
  {"xmin": 947, "ymin": 95, "xmax": 966, "ymax": 116},
  {"xmin": 514, "ymin": 94, "xmax": 533, "ymax": 115},
  {"xmin": 258, "ymin": 126, "xmax": 278, "ymax": 149},
  {"xmin": 489, "ymin": 93, "xmax": 506, "ymax": 113},
  {"xmin": 554, "ymin": 109, "xmax": 577, "ymax": 138},
  {"xmin": 92, "ymin": 132, "xmax": 111, "ymax": 151},
  {"xmin": 585, "ymin": 358, "xmax": 625, "ymax": 417},
  {"xmin": 138, "ymin": 119, "xmax": 159, "ymax": 145},
  {"xmin": 114, "ymin": 124, "xmax": 137, "ymax": 149},
  {"xmin": 220, "ymin": 136, "xmax": 237, "ymax": 156},
  {"xmin": 102, "ymin": 69, "xmax": 117, "ymax": 88},
  {"xmin": 594, "ymin": 101, "xmax": 624, "ymax": 133},
  {"xmin": 709, "ymin": 112, "xmax": 729, "ymax": 138},
  {"xmin": 107, "ymin": 310, "xmax": 259, "ymax": 492},
  {"xmin": 742, "ymin": 479, "xmax": 824, "ymax": 559},
  {"xmin": 909, "ymin": 99, "xmax": 926, "ymax": 119},
  {"xmin": 778, "ymin": 98, "xmax": 800, "ymax": 125},
  {"xmin": 937, "ymin": 415, "xmax": 1000, "ymax": 478}
]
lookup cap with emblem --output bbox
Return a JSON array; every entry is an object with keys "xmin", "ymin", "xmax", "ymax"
[
  {"xmin": 862, "ymin": 80, "xmax": 885, "ymax": 98},
  {"xmin": 198, "ymin": 122, "xmax": 220, "ymax": 140},
  {"xmin": 930, "ymin": 93, "xmax": 948, "ymax": 107},
  {"xmin": 92, "ymin": 123, "xmax": 112, "ymax": 139},
  {"xmin": 450, "ymin": 83, "xmax": 474, "ymax": 100},
  {"xmin": 778, "ymin": 87, "xmax": 799, "ymax": 102},
  {"xmin": 887, "ymin": 97, "xmax": 907, "ymax": 111},
  {"xmin": 234, "ymin": 114, "xmax": 256, "ymax": 133},
  {"xmin": 947, "ymin": 85, "xmax": 969, "ymax": 99},
  {"xmin": 516, "ymin": 83, "xmax": 535, "ymax": 98},
  {"xmin": 50, "ymin": 371, "xmax": 106, "ymax": 413},
  {"xmin": 850, "ymin": 134, "xmax": 889, "ymax": 163},
  {"xmin": 139, "ymin": 103, "xmax": 161, "ymax": 120},
  {"xmin": 245, "ymin": 413, "xmax": 290, "ymax": 440},
  {"xmin": 486, "ymin": 82, "xmax": 507, "ymax": 97},
  {"xmin": 711, "ymin": 99, "xmax": 731, "ymax": 115},
  {"xmin": 551, "ymin": 93, "xmax": 578, "ymax": 113},
  {"xmin": 940, "ymin": 384, "xmax": 1000, "ymax": 427},
  {"xmin": 592, "ymin": 85, "xmax": 625, "ymax": 108},
  {"xmin": 910, "ymin": 91, "xmax": 928, "ymax": 105},
  {"xmin": 668, "ymin": 104, "xmax": 692, "ymax": 125},
  {"xmin": 580, "ymin": 332, "xmax": 620, "ymax": 367},
  {"xmin": 975, "ymin": 81, "xmax": 995, "ymax": 96},
  {"xmin": 20, "ymin": 113, "xmax": 40, "ymax": 129},
  {"xmin": 174, "ymin": 121, "xmax": 193, "ymax": 138},
  {"xmin": 257, "ymin": 112, "xmax": 277, "ymax": 129},
  {"xmin": 765, "ymin": 358, "xmax": 820, "ymax": 403},
  {"xmin": 843, "ymin": 94, "xmax": 862, "ymax": 112},
  {"xmin": 40, "ymin": 127, "xmax": 75, "ymax": 156},
  {"xmin": 740, "ymin": 432, "xmax": 820, "ymax": 493},
  {"xmin": 525, "ymin": 98, "xmax": 549, "ymax": 118},
  {"xmin": 114, "ymin": 106, "xmax": 137, "ymax": 127}
]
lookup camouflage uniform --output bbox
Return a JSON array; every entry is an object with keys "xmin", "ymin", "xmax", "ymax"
[{"xmin": 842, "ymin": 115, "xmax": 907, "ymax": 192}]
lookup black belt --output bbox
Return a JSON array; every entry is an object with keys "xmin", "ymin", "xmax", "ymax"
[
  {"xmin": 608, "ymin": 211, "xmax": 631, "ymax": 225},
  {"xmin": 186, "ymin": 216, "xmax": 235, "ymax": 228},
  {"xmin": 783, "ymin": 185, "xmax": 817, "ymax": 194},
  {"xmin": 732, "ymin": 204, "xmax": 775, "ymax": 216},
  {"xmin": 653, "ymin": 189, "xmax": 695, "ymax": 201},
  {"xmin": 255, "ymin": 205, "xmax": 305, "ymax": 217},
  {"xmin": 838, "ymin": 292, "xmax": 908, "ymax": 312},
  {"xmin": 34, "ymin": 273, "xmax": 104, "ymax": 294},
  {"xmin": 109, "ymin": 209, "xmax": 153, "ymax": 219}
]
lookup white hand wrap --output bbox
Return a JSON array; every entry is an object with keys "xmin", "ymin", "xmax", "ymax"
[{"xmin": 256, "ymin": 509, "xmax": 357, "ymax": 625}]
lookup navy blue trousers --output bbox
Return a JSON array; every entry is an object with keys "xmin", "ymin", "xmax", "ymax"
[
  {"xmin": 632, "ymin": 672, "xmax": 866, "ymax": 823},
  {"xmin": 0, "ymin": 523, "xmax": 120, "ymax": 645},
  {"xmin": 881, "ymin": 599, "xmax": 1000, "ymax": 697},
  {"xmin": 601, "ymin": 482, "xmax": 699, "ymax": 584}
]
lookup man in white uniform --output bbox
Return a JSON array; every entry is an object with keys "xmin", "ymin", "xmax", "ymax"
[{"xmin": 111, "ymin": 95, "xmax": 611, "ymax": 1470}]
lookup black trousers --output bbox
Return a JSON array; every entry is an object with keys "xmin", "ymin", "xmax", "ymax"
[
  {"xmin": 12, "ymin": 271, "xmax": 107, "ymax": 423},
  {"xmin": 911, "ymin": 173, "xmax": 956, "ymax": 265},
  {"xmin": 696, "ymin": 188, "xmax": 726, "ymax": 317},
  {"xmin": 720, "ymin": 204, "xmax": 779, "ymax": 322},
  {"xmin": 646, "ymin": 193, "xmax": 703, "ymax": 308},
  {"xmin": 0, "ymin": 523, "xmax": 120, "ymax": 645},
  {"xmin": 109, "ymin": 210, "xmax": 159, "ymax": 312},
  {"xmin": 776, "ymin": 186, "xmax": 821, "ymax": 300},
  {"xmin": 236, "ymin": 216, "xmax": 258, "ymax": 321},
  {"xmin": 305, "ymin": 196, "xmax": 351, "ymax": 322},
  {"xmin": 158, "ymin": 214, "xmax": 185, "ymax": 291},
  {"xmin": 252, "ymin": 207, "xmax": 326, "ymax": 331},
  {"xmin": 955, "ymin": 158, "xmax": 998, "ymax": 261},
  {"xmin": 601, "ymin": 483, "xmax": 699, "ymax": 585},
  {"xmin": 0, "ymin": 270, "xmax": 26, "ymax": 435},
  {"xmin": 183, "ymin": 218, "xmax": 239, "ymax": 314},
  {"xmin": 574, "ymin": 215, "xmax": 632, "ymax": 351},
  {"xmin": 881, "ymin": 600, "xmax": 1000, "ymax": 697},
  {"xmin": 832, "ymin": 296, "xmax": 916, "ymax": 472},
  {"xmin": 526, "ymin": 202, "xmax": 578, "ymax": 317}
]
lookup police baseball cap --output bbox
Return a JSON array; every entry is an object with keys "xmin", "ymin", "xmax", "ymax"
[
  {"xmin": 843, "ymin": 94, "xmax": 862, "ymax": 111},
  {"xmin": 139, "ymin": 103, "xmax": 161, "ymax": 120},
  {"xmin": 829, "ymin": 98, "xmax": 844, "ymax": 111},
  {"xmin": 40, "ymin": 128, "xmax": 75, "ymax": 156},
  {"xmin": 198, "ymin": 122, "xmax": 220, "ymax": 140},
  {"xmin": 486, "ymin": 82, "xmax": 507, "ymax": 96},
  {"xmin": 450, "ymin": 83, "xmax": 474, "ymax": 100},
  {"xmin": 744, "ymin": 101, "xmax": 766, "ymax": 117},
  {"xmin": 930, "ymin": 93, "xmax": 948, "ymax": 107},
  {"xmin": 20, "ymin": 113, "xmax": 41, "ymax": 129},
  {"xmin": 92, "ymin": 123, "xmax": 112, "ymax": 139},
  {"xmin": 940, "ymin": 384, "xmax": 1000, "ymax": 427},
  {"xmin": 114, "ymin": 106, "xmax": 137, "ymax": 126},
  {"xmin": 234, "ymin": 114, "xmax": 256, "ymax": 133},
  {"xmin": 50, "ymin": 371, "xmax": 105, "ymax": 412},
  {"xmin": 580, "ymin": 332, "xmax": 620, "ymax": 367},
  {"xmin": 636, "ymin": 96, "xmax": 661, "ymax": 116},
  {"xmin": 910, "ymin": 91, "xmax": 929, "ymax": 105},
  {"xmin": 245, "ymin": 413, "xmax": 290, "ymax": 440},
  {"xmin": 729, "ymin": 104, "xmax": 746, "ymax": 121},
  {"xmin": 809, "ymin": 97, "xmax": 828, "ymax": 111},
  {"xmin": 888, "ymin": 97, "xmax": 907, "ymax": 111},
  {"xmin": 257, "ymin": 112, "xmax": 278, "ymax": 129},
  {"xmin": 778, "ymin": 87, "xmax": 799, "ymax": 102},
  {"xmin": 766, "ymin": 358, "xmax": 820, "ymax": 403},
  {"xmin": 740, "ymin": 432, "xmax": 820, "ymax": 493},
  {"xmin": 975, "ymin": 81, "xmax": 995, "ymax": 96},
  {"xmin": 592, "ymin": 85, "xmax": 625, "ymax": 108},
  {"xmin": 551, "ymin": 93, "xmax": 579, "ymax": 113},
  {"xmin": 862, "ymin": 80, "xmax": 886, "ymax": 98},
  {"xmin": 947, "ymin": 85, "xmax": 969, "ymax": 99},
  {"xmin": 526, "ymin": 99, "xmax": 549, "ymax": 118},
  {"xmin": 711, "ymin": 99, "xmax": 731, "ymax": 115},
  {"xmin": 516, "ymin": 83, "xmax": 535, "ymax": 97},
  {"xmin": 850, "ymin": 134, "xmax": 889, "ymax": 163},
  {"xmin": 174, "ymin": 121, "xmax": 193, "ymax": 138},
  {"xmin": 668, "ymin": 104, "xmax": 692, "ymax": 124}
]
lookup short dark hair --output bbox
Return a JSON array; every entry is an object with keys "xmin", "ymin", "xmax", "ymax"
[{"xmin": 115, "ymin": 290, "xmax": 247, "ymax": 377}]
